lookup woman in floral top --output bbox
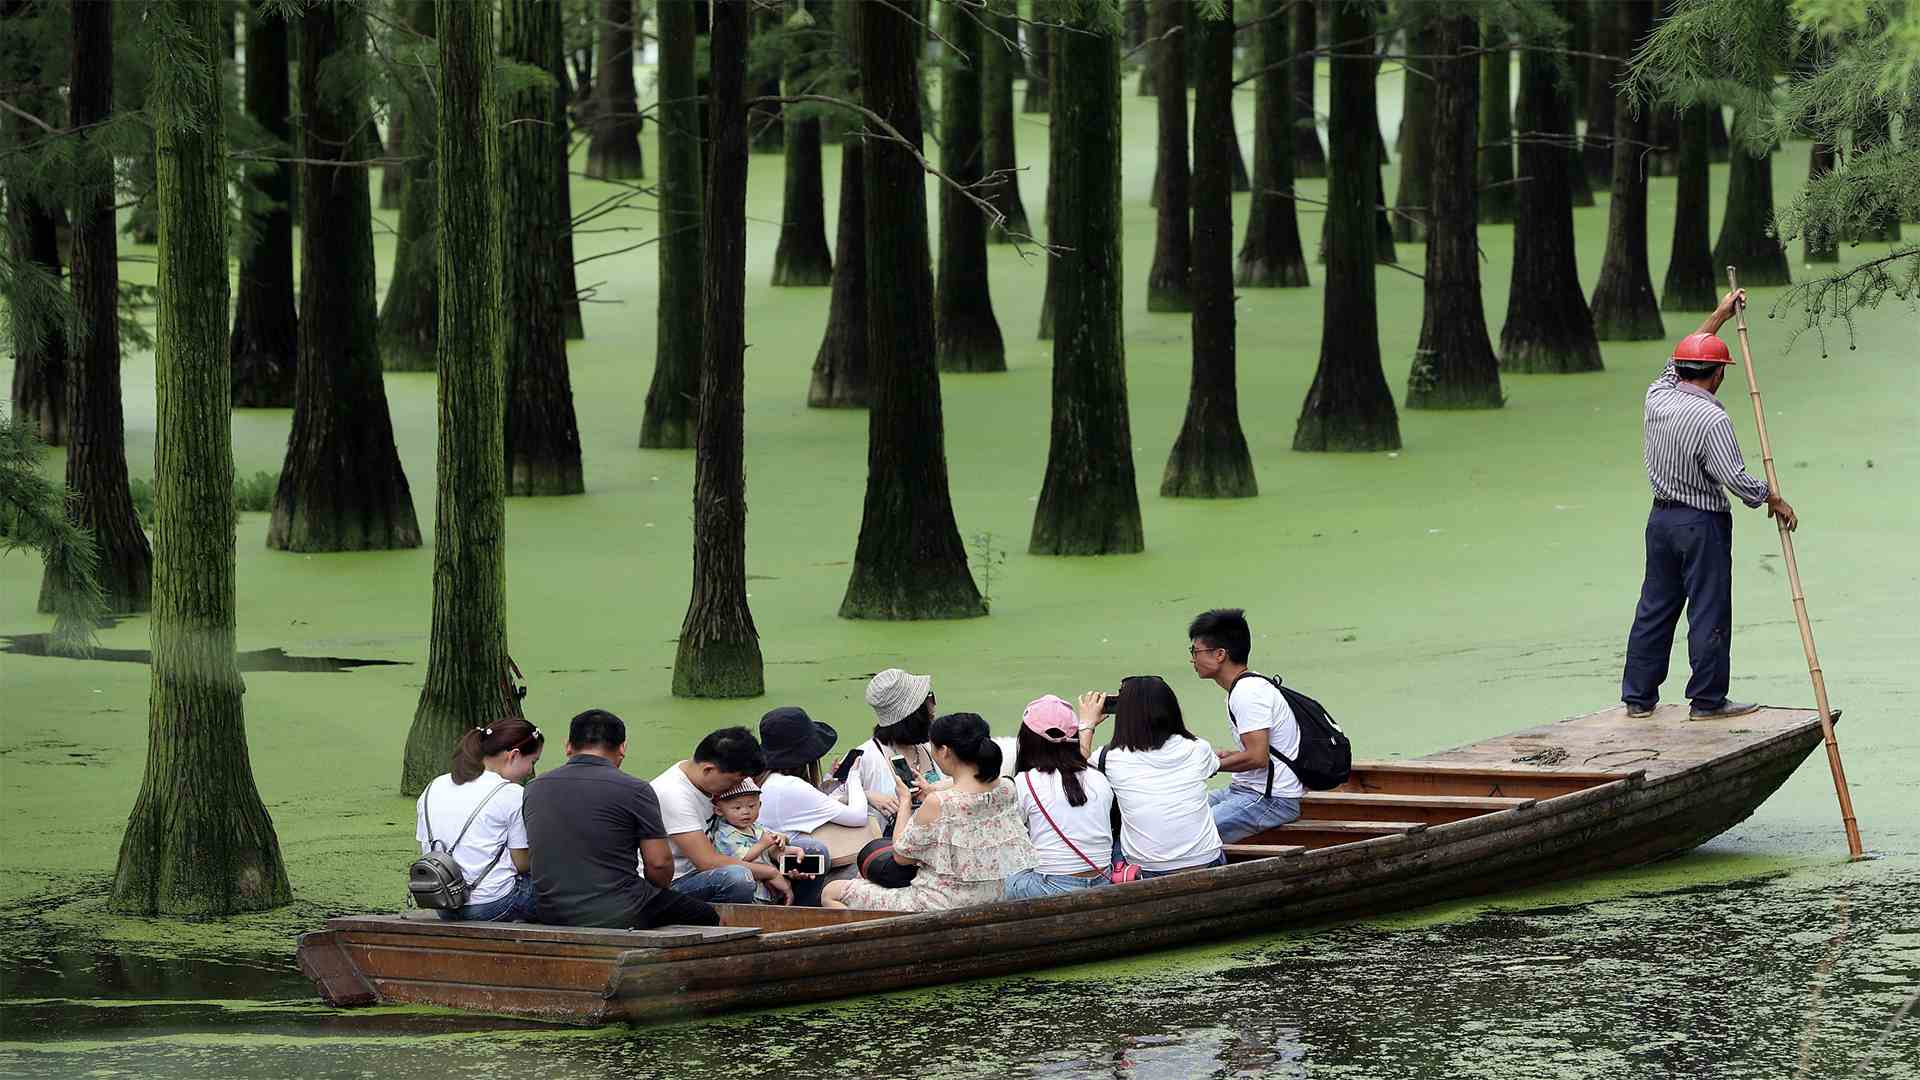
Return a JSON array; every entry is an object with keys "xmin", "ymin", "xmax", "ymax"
[{"xmin": 824, "ymin": 712, "xmax": 1035, "ymax": 912}]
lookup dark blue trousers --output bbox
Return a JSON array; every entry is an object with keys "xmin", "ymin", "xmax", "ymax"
[{"xmin": 1622, "ymin": 503, "xmax": 1734, "ymax": 711}]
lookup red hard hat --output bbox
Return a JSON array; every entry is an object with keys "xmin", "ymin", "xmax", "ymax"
[{"xmin": 1671, "ymin": 332, "xmax": 1735, "ymax": 365}]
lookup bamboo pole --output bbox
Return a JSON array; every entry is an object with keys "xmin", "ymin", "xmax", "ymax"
[{"xmin": 1725, "ymin": 267, "xmax": 1864, "ymax": 860}]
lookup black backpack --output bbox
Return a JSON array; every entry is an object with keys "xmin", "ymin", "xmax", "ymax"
[{"xmin": 1227, "ymin": 672, "xmax": 1351, "ymax": 794}]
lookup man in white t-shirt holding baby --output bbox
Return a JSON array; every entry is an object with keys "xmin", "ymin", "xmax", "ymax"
[{"xmin": 1188, "ymin": 608, "xmax": 1305, "ymax": 841}]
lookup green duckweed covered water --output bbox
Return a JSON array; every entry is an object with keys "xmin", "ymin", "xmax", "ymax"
[{"xmin": 2, "ymin": 64, "xmax": 1916, "ymax": 1079}]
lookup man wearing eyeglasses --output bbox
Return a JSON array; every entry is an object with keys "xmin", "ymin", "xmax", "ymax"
[{"xmin": 1187, "ymin": 608, "xmax": 1305, "ymax": 841}]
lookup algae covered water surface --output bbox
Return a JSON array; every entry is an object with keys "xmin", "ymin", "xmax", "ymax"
[{"xmin": 3, "ymin": 66, "xmax": 1917, "ymax": 1079}]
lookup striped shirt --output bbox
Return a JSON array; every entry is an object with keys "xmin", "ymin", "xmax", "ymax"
[{"xmin": 1643, "ymin": 361, "xmax": 1771, "ymax": 513}]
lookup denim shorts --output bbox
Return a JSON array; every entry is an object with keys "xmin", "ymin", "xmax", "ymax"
[
  {"xmin": 1207, "ymin": 786, "xmax": 1302, "ymax": 843},
  {"xmin": 440, "ymin": 873, "xmax": 535, "ymax": 922},
  {"xmin": 1003, "ymin": 868, "xmax": 1105, "ymax": 900}
]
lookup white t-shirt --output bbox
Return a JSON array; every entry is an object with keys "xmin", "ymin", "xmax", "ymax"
[
  {"xmin": 415, "ymin": 772, "xmax": 527, "ymax": 905},
  {"xmin": 1096, "ymin": 736, "xmax": 1223, "ymax": 872},
  {"xmin": 847, "ymin": 738, "xmax": 918, "ymax": 804},
  {"xmin": 759, "ymin": 771, "xmax": 867, "ymax": 834},
  {"xmin": 650, "ymin": 762, "xmax": 720, "ymax": 881},
  {"xmin": 1014, "ymin": 767, "xmax": 1115, "ymax": 875},
  {"xmin": 1226, "ymin": 675, "xmax": 1305, "ymax": 800}
]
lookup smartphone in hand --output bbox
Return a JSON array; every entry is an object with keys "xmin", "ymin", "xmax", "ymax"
[
  {"xmin": 780, "ymin": 850, "xmax": 828, "ymax": 876},
  {"xmin": 831, "ymin": 746, "xmax": 865, "ymax": 783}
]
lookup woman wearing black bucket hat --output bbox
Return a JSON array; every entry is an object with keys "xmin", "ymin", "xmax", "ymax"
[{"xmin": 756, "ymin": 707, "xmax": 868, "ymax": 905}]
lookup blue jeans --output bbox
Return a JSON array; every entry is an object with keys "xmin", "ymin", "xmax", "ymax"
[
  {"xmin": 1622, "ymin": 503, "xmax": 1734, "ymax": 711},
  {"xmin": 675, "ymin": 864, "xmax": 758, "ymax": 904},
  {"xmin": 440, "ymin": 874, "xmax": 535, "ymax": 922},
  {"xmin": 1004, "ymin": 868, "xmax": 1105, "ymax": 900},
  {"xmin": 1208, "ymin": 786, "xmax": 1302, "ymax": 842},
  {"xmin": 1138, "ymin": 853, "xmax": 1227, "ymax": 879}
]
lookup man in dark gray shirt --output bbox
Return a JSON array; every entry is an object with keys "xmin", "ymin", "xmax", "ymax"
[{"xmin": 523, "ymin": 709, "xmax": 720, "ymax": 928}]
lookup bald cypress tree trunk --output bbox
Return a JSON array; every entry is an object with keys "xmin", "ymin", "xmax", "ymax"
[
  {"xmin": 1391, "ymin": 25, "xmax": 1435, "ymax": 243},
  {"xmin": 935, "ymin": 4, "xmax": 1004, "ymax": 373},
  {"xmin": 1218, "ymin": 84, "xmax": 1250, "ymax": 193},
  {"xmin": 1165, "ymin": 2, "xmax": 1257, "ymax": 493},
  {"xmin": 1031, "ymin": 6, "xmax": 1141, "ymax": 554},
  {"xmin": 809, "ymin": 1, "xmax": 867, "ymax": 407},
  {"xmin": 6, "ymin": 179, "xmax": 68, "ymax": 446},
  {"xmin": 1038, "ymin": 26, "xmax": 1061, "ymax": 340},
  {"xmin": 1294, "ymin": 0, "xmax": 1399, "ymax": 451},
  {"xmin": 1237, "ymin": 0, "xmax": 1308, "ymax": 287},
  {"xmin": 586, "ymin": 0, "xmax": 644, "ymax": 179},
  {"xmin": 1291, "ymin": 0, "xmax": 1326, "ymax": 178},
  {"xmin": 1146, "ymin": 0, "xmax": 1191, "ymax": 312},
  {"xmin": 1712, "ymin": 111, "xmax": 1790, "ymax": 287},
  {"xmin": 1499, "ymin": 31, "xmax": 1602, "ymax": 374},
  {"xmin": 675, "ymin": 0, "xmax": 764, "ymax": 695},
  {"xmin": 270, "ymin": 1, "xmax": 422, "ymax": 551},
  {"xmin": 840, "ymin": 0, "xmax": 984, "ymax": 620},
  {"xmin": 44, "ymin": 0, "xmax": 151, "ymax": 616},
  {"xmin": 402, "ymin": 0, "xmax": 513, "ymax": 795},
  {"xmin": 111, "ymin": 0, "xmax": 292, "ymax": 916},
  {"xmin": 770, "ymin": 0, "xmax": 833, "ymax": 286},
  {"xmin": 501, "ymin": 0, "xmax": 583, "ymax": 496},
  {"xmin": 982, "ymin": 0, "xmax": 1031, "ymax": 242},
  {"xmin": 747, "ymin": 4, "xmax": 784, "ymax": 155},
  {"xmin": 641, "ymin": 0, "xmax": 702, "ymax": 446},
  {"xmin": 1580, "ymin": 5, "xmax": 1616, "ymax": 185},
  {"xmin": 1588, "ymin": 0, "xmax": 1663, "ymax": 341},
  {"xmin": 1024, "ymin": 4, "xmax": 1052, "ymax": 114},
  {"xmin": 377, "ymin": 0, "xmax": 438, "ymax": 372},
  {"xmin": 380, "ymin": 109, "xmax": 406, "ymax": 211},
  {"xmin": 1662, "ymin": 104, "xmax": 1719, "ymax": 311},
  {"xmin": 1406, "ymin": 14, "xmax": 1501, "ymax": 410},
  {"xmin": 1477, "ymin": 33, "xmax": 1515, "ymax": 224},
  {"xmin": 1802, "ymin": 142, "xmax": 1838, "ymax": 263},
  {"xmin": 231, "ymin": 4, "xmax": 298, "ymax": 407}
]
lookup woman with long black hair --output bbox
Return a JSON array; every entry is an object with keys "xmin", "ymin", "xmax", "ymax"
[
  {"xmin": 1005, "ymin": 695, "xmax": 1115, "ymax": 900},
  {"xmin": 1080, "ymin": 676, "xmax": 1224, "ymax": 877}
]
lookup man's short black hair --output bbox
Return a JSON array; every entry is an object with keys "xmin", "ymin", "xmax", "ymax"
[
  {"xmin": 1188, "ymin": 608, "xmax": 1252, "ymax": 664},
  {"xmin": 693, "ymin": 726, "xmax": 767, "ymax": 776},
  {"xmin": 568, "ymin": 708, "xmax": 626, "ymax": 751},
  {"xmin": 1675, "ymin": 361, "xmax": 1720, "ymax": 381}
]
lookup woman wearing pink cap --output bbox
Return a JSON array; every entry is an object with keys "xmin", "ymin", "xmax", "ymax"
[{"xmin": 1004, "ymin": 696, "xmax": 1116, "ymax": 901}]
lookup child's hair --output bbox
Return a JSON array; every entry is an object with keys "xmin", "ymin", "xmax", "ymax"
[
  {"xmin": 451, "ymin": 718, "xmax": 545, "ymax": 784},
  {"xmin": 929, "ymin": 712, "xmax": 1002, "ymax": 782},
  {"xmin": 1014, "ymin": 725, "xmax": 1092, "ymax": 806}
]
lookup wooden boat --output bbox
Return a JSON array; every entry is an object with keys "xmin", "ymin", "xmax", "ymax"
[{"xmin": 298, "ymin": 704, "xmax": 1835, "ymax": 1024}]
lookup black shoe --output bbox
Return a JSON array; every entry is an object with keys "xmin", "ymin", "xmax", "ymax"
[
  {"xmin": 1689, "ymin": 700, "xmax": 1759, "ymax": 721},
  {"xmin": 1624, "ymin": 703, "xmax": 1654, "ymax": 719}
]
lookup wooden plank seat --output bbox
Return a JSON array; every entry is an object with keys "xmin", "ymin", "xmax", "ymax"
[
  {"xmin": 1299, "ymin": 791, "xmax": 1535, "ymax": 826},
  {"xmin": 1247, "ymin": 819, "xmax": 1429, "ymax": 850},
  {"xmin": 1222, "ymin": 843, "xmax": 1308, "ymax": 863},
  {"xmin": 1340, "ymin": 761, "xmax": 1639, "ymax": 800}
]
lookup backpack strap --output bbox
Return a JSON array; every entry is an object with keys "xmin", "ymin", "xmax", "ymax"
[
  {"xmin": 1025, "ymin": 772, "xmax": 1107, "ymax": 880},
  {"xmin": 1225, "ymin": 671, "xmax": 1282, "ymax": 799},
  {"xmin": 432, "ymin": 778, "xmax": 513, "ymax": 892},
  {"xmin": 1096, "ymin": 746, "xmax": 1112, "ymax": 772}
]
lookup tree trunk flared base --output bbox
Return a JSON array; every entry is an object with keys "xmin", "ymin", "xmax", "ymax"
[
  {"xmin": 839, "ymin": 573, "xmax": 987, "ymax": 621},
  {"xmin": 585, "ymin": 140, "xmax": 644, "ymax": 181},
  {"xmin": 11, "ymin": 362, "xmax": 67, "ymax": 446},
  {"xmin": 1291, "ymin": 406, "xmax": 1401, "ymax": 452},
  {"xmin": 1146, "ymin": 280, "xmax": 1192, "ymax": 312},
  {"xmin": 506, "ymin": 454, "xmax": 584, "ymax": 497},
  {"xmin": 771, "ymin": 250, "xmax": 833, "ymax": 287},
  {"xmin": 1294, "ymin": 126, "xmax": 1327, "ymax": 179},
  {"xmin": 1590, "ymin": 288, "xmax": 1666, "ymax": 341},
  {"xmin": 671, "ymin": 637, "xmax": 766, "ymax": 698},
  {"xmin": 1235, "ymin": 254, "xmax": 1310, "ymax": 288},
  {"xmin": 1406, "ymin": 348, "xmax": 1504, "ymax": 410},
  {"xmin": 1662, "ymin": 275, "xmax": 1719, "ymax": 312},
  {"xmin": 1030, "ymin": 496, "xmax": 1144, "ymax": 555},
  {"xmin": 637, "ymin": 414, "xmax": 693, "ymax": 450},
  {"xmin": 39, "ymin": 520, "xmax": 151, "ymax": 615},
  {"xmin": 1498, "ymin": 338, "xmax": 1603, "ymax": 375},
  {"xmin": 1160, "ymin": 441, "xmax": 1257, "ymax": 498},
  {"xmin": 935, "ymin": 325, "xmax": 1006, "ymax": 373},
  {"xmin": 267, "ymin": 479, "xmax": 422, "ymax": 551},
  {"xmin": 231, "ymin": 342, "xmax": 298, "ymax": 407}
]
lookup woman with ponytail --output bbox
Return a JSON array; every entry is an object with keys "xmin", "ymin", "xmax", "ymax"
[
  {"xmin": 415, "ymin": 718, "xmax": 546, "ymax": 921},
  {"xmin": 822, "ymin": 713, "xmax": 1034, "ymax": 912}
]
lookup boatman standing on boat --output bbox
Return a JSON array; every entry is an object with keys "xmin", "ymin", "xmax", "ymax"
[{"xmin": 1621, "ymin": 289, "xmax": 1798, "ymax": 722}]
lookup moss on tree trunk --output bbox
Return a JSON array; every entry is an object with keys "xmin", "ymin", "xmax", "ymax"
[
  {"xmin": 840, "ymin": 0, "xmax": 984, "ymax": 621},
  {"xmin": 1145, "ymin": 0, "xmax": 1191, "ymax": 312},
  {"xmin": 982, "ymin": 0, "xmax": 1031, "ymax": 242},
  {"xmin": 1711, "ymin": 111, "xmax": 1790, "ymax": 287},
  {"xmin": 402, "ymin": 0, "xmax": 513, "ymax": 795},
  {"xmin": 586, "ymin": 0, "xmax": 644, "ymax": 179},
  {"xmin": 377, "ymin": 1, "xmax": 438, "ymax": 372},
  {"xmin": 1662, "ymin": 105, "xmax": 1720, "ymax": 310},
  {"xmin": 641, "ymin": 0, "xmax": 703, "ymax": 446},
  {"xmin": 1293, "ymin": 0, "xmax": 1401, "ymax": 452},
  {"xmin": 674, "ymin": 0, "xmax": 765, "ymax": 696},
  {"xmin": 501, "ymin": 0, "xmax": 584, "ymax": 496},
  {"xmin": 231, "ymin": 5, "xmax": 299, "ymax": 407},
  {"xmin": 1498, "ymin": 29, "xmax": 1602, "ymax": 374},
  {"xmin": 1237, "ymin": 0, "xmax": 1309, "ymax": 288},
  {"xmin": 934, "ymin": 4, "xmax": 1005, "ymax": 374},
  {"xmin": 1391, "ymin": 25, "xmax": 1435, "ymax": 243},
  {"xmin": 1165, "ymin": 2, "xmax": 1259, "ymax": 492},
  {"xmin": 44, "ymin": 0, "xmax": 152, "ymax": 616},
  {"xmin": 1407, "ymin": 14, "xmax": 1503, "ymax": 411},
  {"xmin": 1291, "ymin": 0, "xmax": 1326, "ymax": 178},
  {"xmin": 1588, "ymin": 0, "xmax": 1664, "ymax": 341},
  {"xmin": 270, "ymin": 1, "xmax": 422, "ymax": 551},
  {"xmin": 1031, "ymin": 6, "xmax": 1142, "ymax": 554},
  {"xmin": 1477, "ymin": 33, "xmax": 1516, "ymax": 225},
  {"xmin": 112, "ymin": 0, "xmax": 292, "ymax": 916}
]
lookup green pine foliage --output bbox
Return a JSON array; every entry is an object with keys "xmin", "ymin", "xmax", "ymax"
[
  {"xmin": 0, "ymin": 411, "xmax": 104, "ymax": 656},
  {"xmin": 1630, "ymin": 0, "xmax": 1919, "ymax": 341}
]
